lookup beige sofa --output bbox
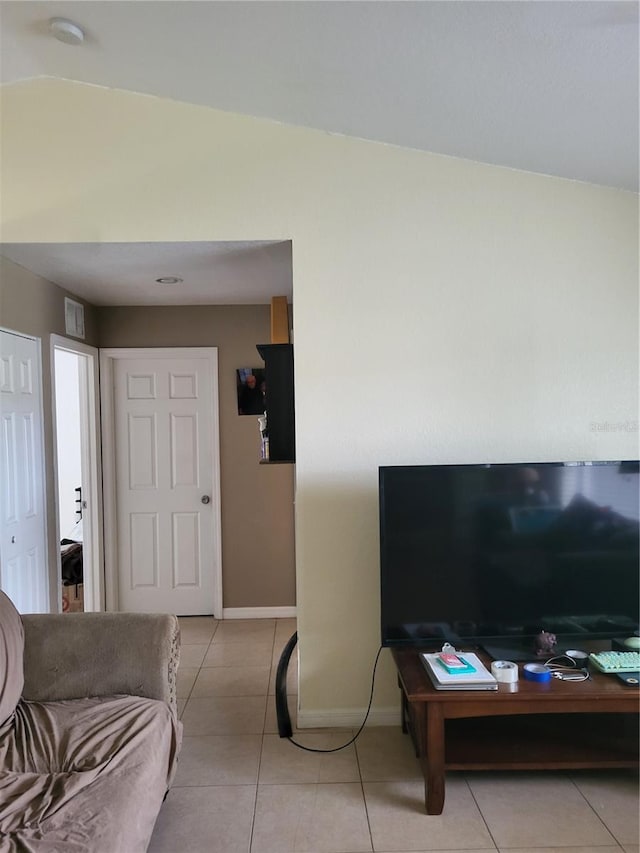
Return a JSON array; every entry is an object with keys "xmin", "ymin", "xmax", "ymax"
[{"xmin": 0, "ymin": 591, "xmax": 182, "ymax": 852}]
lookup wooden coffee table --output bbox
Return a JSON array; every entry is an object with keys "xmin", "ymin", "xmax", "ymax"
[{"xmin": 392, "ymin": 648, "xmax": 640, "ymax": 815}]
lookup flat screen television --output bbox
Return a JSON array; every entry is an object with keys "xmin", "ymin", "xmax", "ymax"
[{"xmin": 379, "ymin": 461, "xmax": 639, "ymax": 657}]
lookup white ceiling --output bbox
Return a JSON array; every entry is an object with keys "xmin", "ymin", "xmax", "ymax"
[
  {"xmin": 1, "ymin": 241, "xmax": 293, "ymax": 305},
  {"xmin": 1, "ymin": 1, "xmax": 637, "ymax": 305}
]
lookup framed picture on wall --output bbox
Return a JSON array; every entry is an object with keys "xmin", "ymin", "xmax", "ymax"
[{"xmin": 236, "ymin": 368, "xmax": 266, "ymax": 415}]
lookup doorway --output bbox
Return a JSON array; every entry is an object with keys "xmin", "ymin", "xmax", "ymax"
[{"xmin": 51, "ymin": 336, "xmax": 103, "ymax": 612}]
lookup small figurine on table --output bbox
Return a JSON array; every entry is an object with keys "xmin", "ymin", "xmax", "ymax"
[{"xmin": 535, "ymin": 630, "xmax": 557, "ymax": 657}]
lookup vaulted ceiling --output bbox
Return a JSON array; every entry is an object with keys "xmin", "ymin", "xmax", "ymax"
[{"xmin": 1, "ymin": 1, "xmax": 637, "ymax": 304}]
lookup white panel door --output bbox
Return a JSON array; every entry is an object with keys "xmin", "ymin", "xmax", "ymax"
[
  {"xmin": 0, "ymin": 330, "xmax": 48, "ymax": 613},
  {"xmin": 113, "ymin": 353, "xmax": 219, "ymax": 614}
]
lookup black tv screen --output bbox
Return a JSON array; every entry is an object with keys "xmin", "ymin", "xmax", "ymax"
[{"xmin": 379, "ymin": 461, "xmax": 640, "ymax": 650}]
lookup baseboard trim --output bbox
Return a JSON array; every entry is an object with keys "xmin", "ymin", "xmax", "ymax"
[
  {"xmin": 297, "ymin": 706, "xmax": 400, "ymax": 729},
  {"xmin": 222, "ymin": 606, "xmax": 297, "ymax": 620}
]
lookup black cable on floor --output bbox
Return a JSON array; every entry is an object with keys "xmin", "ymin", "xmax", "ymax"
[{"xmin": 275, "ymin": 632, "xmax": 384, "ymax": 753}]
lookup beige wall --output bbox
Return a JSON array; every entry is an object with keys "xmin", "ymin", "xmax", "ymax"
[
  {"xmin": 0, "ymin": 255, "xmax": 99, "ymax": 609},
  {"xmin": 97, "ymin": 305, "xmax": 295, "ymax": 609},
  {"xmin": 2, "ymin": 79, "xmax": 637, "ymax": 724},
  {"xmin": 0, "ymin": 255, "xmax": 99, "ymax": 345}
]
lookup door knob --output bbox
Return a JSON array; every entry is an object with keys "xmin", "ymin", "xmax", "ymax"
[{"xmin": 201, "ymin": 495, "xmax": 210, "ymax": 504}]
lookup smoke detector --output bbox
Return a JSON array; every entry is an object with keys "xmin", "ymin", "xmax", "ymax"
[{"xmin": 49, "ymin": 18, "xmax": 85, "ymax": 45}]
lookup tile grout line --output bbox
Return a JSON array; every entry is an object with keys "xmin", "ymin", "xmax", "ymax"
[
  {"xmin": 248, "ymin": 619, "xmax": 279, "ymax": 852},
  {"xmin": 464, "ymin": 773, "xmax": 500, "ymax": 852},
  {"xmin": 567, "ymin": 772, "xmax": 627, "ymax": 849},
  {"xmin": 184, "ymin": 618, "xmax": 225, "ymax": 712},
  {"xmin": 177, "ymin": 619, "xmax": 219, "ymax": 710},
  {"xmin": 353, "ymin": 733, "xmax": 375, "ymax": 853}
]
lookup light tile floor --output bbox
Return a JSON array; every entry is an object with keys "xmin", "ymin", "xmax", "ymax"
[{"xmin": 149, "ymin": 617, "xmax": 640, "ymax": 853}]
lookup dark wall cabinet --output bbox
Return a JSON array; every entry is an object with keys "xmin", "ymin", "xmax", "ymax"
[{"xmin": 257, "ymin": 343, "xmax": 295, "ymax": 463}]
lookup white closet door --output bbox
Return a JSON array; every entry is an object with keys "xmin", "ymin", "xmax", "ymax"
[
  {"xmin": 112, "ymin": 352, "xmax": 219, "ymax": 614},
  {"xmin": 0, "ymin": 330, "xmax": 49, "ymax": 613}
]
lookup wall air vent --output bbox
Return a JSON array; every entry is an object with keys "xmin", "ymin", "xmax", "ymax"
[{"xmin": 64, "ymin": 297, "xmax": 85, "ymax": 339}]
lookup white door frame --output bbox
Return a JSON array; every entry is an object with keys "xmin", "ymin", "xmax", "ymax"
[
  {"xmin": 0, "ymin": 327, "xmax": 50, "ymax": 612},
  {"xmin": 50, "ymin": 335, "xmax": 104, "ymax": 612},
  {"xmin": 100, "ymin": 347, "xmax": 223, "ymax": 616}
]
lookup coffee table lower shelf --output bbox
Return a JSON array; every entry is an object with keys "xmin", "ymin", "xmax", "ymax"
[{"xmin": 441, "ymin": 713, "xmax": 638, "ymax": 770}]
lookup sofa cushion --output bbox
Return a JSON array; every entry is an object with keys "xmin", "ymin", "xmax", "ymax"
[
  {"xmin": 0, "ymin": 592, "xmax": 24, "ymax": 732},
  {"xmin": 0, "ymin": 693, "xmax": 180, "ymax": 851}
]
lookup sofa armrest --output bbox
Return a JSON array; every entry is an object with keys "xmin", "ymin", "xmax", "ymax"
[{"xmin": 21, "ymin": 612, "xmax": 180, "ymax": 716}]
